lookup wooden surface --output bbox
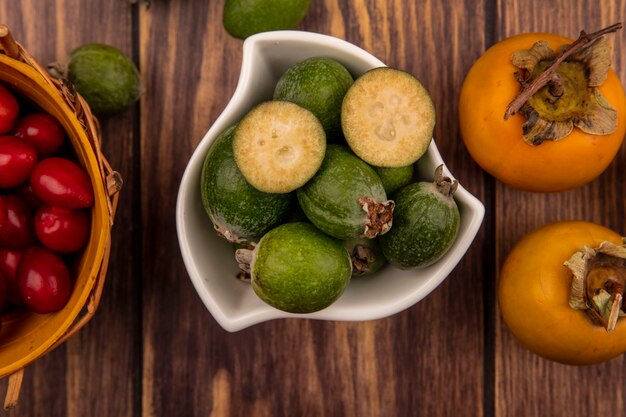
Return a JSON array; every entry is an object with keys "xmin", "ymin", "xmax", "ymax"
[{"xmin": 0, "ymin": 0, "xmax": 624, "ymax": 416}]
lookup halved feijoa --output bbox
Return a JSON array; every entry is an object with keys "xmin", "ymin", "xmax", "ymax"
[
  {"xmin": 200, "ymin": 125, "xmax": 293, "ymax": 243},
  {"xmin": 374, "ymin": 164, "xmax": 414, "ymax": 195},
  {"xmin": 273, "ymin": 57, "xmax": 353, "ymax": 139},
  {"xmin": 379, "ymin": 165, "xmax": 460, "ymax": 269},
  {"xmin": 297, "ymin": 145, "xmax": 394, "ymax": 240},
  {"xmin": 342, "ymin": 67, "xmax": 435, "ymax": 167},
  {"xmin": 236, "ymin": 222, "xmax": 352, "ymax": 313},
  {"xmin": 233, "ymin": 101, "xmax": 326, "ymax": 193},
  {"xmin": 343, "ymin": 237, "xmax": 386, "ymax": 277}
]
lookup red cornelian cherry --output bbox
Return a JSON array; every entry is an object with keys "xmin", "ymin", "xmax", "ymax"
[
  {"xmin": 0, "ymin": 248, "xmax": 24, "ymax": 305},
  {"xmin": 17, "ymin": 247, "xmax": 71, "ymax": 314},
  {"xmin": 30, "ymin": 157, "xmax": 94, "ymax": 209},
  {"xmin": 15, "ymin": 113, "xmax": 65, "ymax": 156},
  {"xmin": 0, "ymin": 195, "xmax": 36, "ymax": 250},
  {"xmin": 0, "ymin": 136, "xmax": 38, "ymax": 188},
  {"xmin": 34, "ymin": 205, "xmax": 89, "ymax": 253},
  {"xmin": 0, "ymin": 84, "xmax": 19, "ymax": 134}
]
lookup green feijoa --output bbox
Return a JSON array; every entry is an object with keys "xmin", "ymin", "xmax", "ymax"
[
  {"xmin": 236, "ymin": 222, "xmax": 352, "ymax": 313},
  {"xmin": 200, "ymin": 125, "xmax": 293, "ymax": 243},
  {"xmin": 380, "ymin": 165, "xmax": 460, "ymax": 269},
  {"xmin": 343, "ymin": 237, "xmax": 386, "ymax": 277},
  {"xmin": 223, "ymin": 0, "xmax": 311, "ymax": 39},
  {"xmin": 274, "ymin": 57, "xmax": 354, "ymax": 138},
  {"xmin": 374, "ymin": 164, "xmax": 415, "ymax": 195},
  {"xmin": 297, "ymin": 145, "xmax": 394, "ymax": 240},
  {"xmin": 65, "ymin": 44, "xmax": 142, "ymax": 116}
]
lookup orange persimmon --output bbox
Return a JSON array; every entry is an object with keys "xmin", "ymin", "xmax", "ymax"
[
  {"xmin": 499, "ymin": 221, "xmax": 626, "ymax": 365},
  {"xmin": 459, "ymin": 32, "xmax": 626, "ymax": 192}
]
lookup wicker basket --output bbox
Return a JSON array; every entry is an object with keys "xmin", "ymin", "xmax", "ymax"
[{"xmin": 0, "ymin": 25, "xmax": 122, "ymax": 408}]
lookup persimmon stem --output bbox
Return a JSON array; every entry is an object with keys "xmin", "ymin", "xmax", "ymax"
[{"xmin": 504, "ymin": 22, "xmax": 623, "ymax": 120}]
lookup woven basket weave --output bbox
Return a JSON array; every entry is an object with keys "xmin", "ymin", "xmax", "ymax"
[{"xmin": 0, "ymin": 24, "xmax": 122, "ymax": 409}]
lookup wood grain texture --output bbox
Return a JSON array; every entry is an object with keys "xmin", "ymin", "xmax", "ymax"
[
  {"xmin": 494, "ymin": 1, "xmax": 626, "ymax": 417},
  {"xmin": 139, "ymin": 1, "xmax": 487, "ymax": 416},
  {"xmin": 0, "ymin": 1, "xmax": 138, "ymax": 416},
  {"xmin": 3, "ymin": 0, "xmax": 626, "ymax": 416}
]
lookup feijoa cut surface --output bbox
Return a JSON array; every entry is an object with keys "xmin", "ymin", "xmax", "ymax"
[
  {"xmin": 233, "ymin": 101, "xmax": 326, "ymax": 193},
  {"xmin": 297, "ymin": 145, "xmax": 394, "ymax": 240},
  {"xmin": 245, "ymin": 222, "xmax": 352, "ymax": 313},
  {"xmin": 342, "ymin": 67, "xmax": 435, "ymax": 167},
  {"xmin": 379, "ymin": 166, "xmax": 460, "ymax": 269},
  {"xmin": 274, "ymin": 57, "xmax": 353, "ymax": 139},
  {"xmin": 200, "ymin": 125, "xmax": 293, "ymax": 243}
]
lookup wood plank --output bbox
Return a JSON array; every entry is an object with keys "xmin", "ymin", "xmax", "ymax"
[
  {"xmin": 140, "ymin": 1, "xmax": 488, "ymax": 416},
  {"xmin": 495, "ymin": 2, "xmax": 626, "ymax": 416},
  {"xmin": 0, "ymin": 2, "xmax": 138, "ymax": 416}
]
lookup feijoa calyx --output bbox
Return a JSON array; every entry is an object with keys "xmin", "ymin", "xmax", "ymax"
[
  {"xmin": 236, "ymin": 222, "xmax": 352, "ymax": 313},
  {"xmin": 297, "ymin": 145, "xmax": 394, "ymax": 240},
  {"xmin": 63, "ymin": 43, "xmax": 142, "ymax": 116},
  {"xmin": 379, "ymin": 165, "xmax": 460, "ymax": 269},
  {"xmin": 200, "ymin": 125, "xmax": 293, "ymax": 243},
  {"xmin": 343, "ymin": 237, "xmax": 386, "ymax": 277}
]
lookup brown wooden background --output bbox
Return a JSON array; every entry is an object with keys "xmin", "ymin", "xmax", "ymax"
[{"xmin": 1, "ymin": 0, "xmax": 625, "ymax": 416}]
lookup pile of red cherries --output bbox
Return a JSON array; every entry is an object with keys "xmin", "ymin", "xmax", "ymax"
[{"xmin": 0, "ymin": 82, "xmax": 94, "ymax": 314}]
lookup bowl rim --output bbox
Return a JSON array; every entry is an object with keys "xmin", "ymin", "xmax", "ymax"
[{"xmin": 176, "ymin": 30, "xmax": 485, "ymax": 332}]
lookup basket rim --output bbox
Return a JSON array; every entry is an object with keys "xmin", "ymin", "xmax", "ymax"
[{"xmin": 0, "ymin": 54, "xmax": 112, "ymax": 378}]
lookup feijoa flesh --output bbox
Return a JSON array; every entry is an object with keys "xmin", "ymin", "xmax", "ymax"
[
  {"xmin": 233, "ymin": 101, "xmax": 326, "ymax": 193},
  {"xmin": 379, "ymin": 165, "xmax": 460, "ymax": 269},
  {"xmin": 273, "ymin": 57, "xmax": 354, "ymax": 139},
  {"xmin": 342, "ymin": 67, "xmax": 435, "ymax": 167},
  {"xmin": 297, "ymin": 145, "xmax": 394, "ymax": 240},
  {"xmin": 200, "ymin": 125, "xmax": 293, "ymax": 243},
  {"xmin": 66, "ymin": 44, "xmax": 142, "ymax": 116},
  {"xmin": 223, "ymin": 0, "xmax": 311, "ymax": 39},
  {"xmin": 236, "ymin": 222, "xmax": 352, "ymax": 313}
]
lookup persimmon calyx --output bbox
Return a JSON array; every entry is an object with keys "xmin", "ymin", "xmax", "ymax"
[
  {"xmin": 565, "ymin": 241, "xmax": 626, "ymax": 332},
  {"xmin": 506, "ymin": 23, "xmax": 621, "ymax": 145}
]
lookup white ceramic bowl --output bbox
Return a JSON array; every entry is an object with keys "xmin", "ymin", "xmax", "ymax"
[{"xmin": 176, "ymin": 31, "xmax": 485, "ymax": 332}]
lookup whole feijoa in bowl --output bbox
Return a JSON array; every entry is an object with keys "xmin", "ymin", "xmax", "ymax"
[{"xmin": 176, "ymin": 31, "xmax": 484, "ymax": 332}]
